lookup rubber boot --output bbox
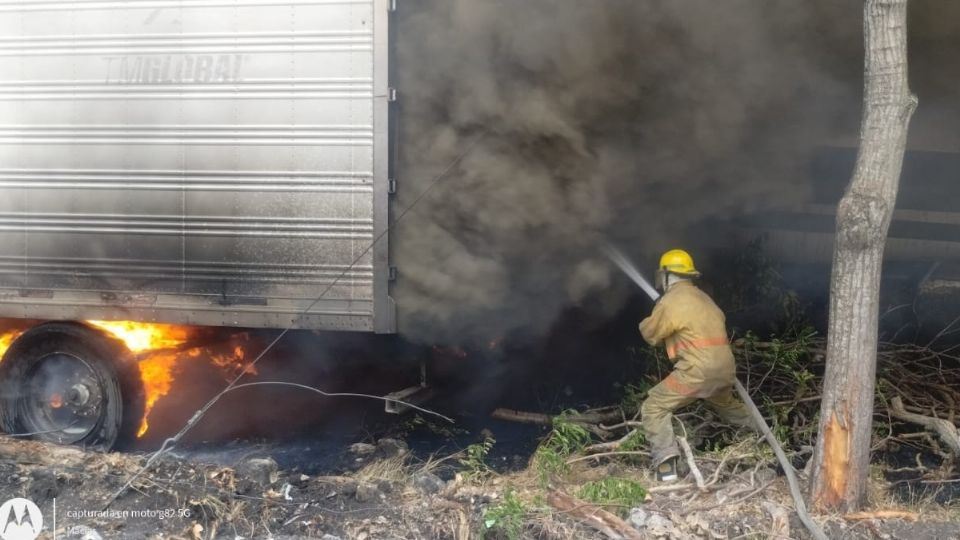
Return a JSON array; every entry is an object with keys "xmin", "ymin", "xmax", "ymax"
[{"xmin": 656, "ymin": 456, "xmax": 680, "ymax": 483}]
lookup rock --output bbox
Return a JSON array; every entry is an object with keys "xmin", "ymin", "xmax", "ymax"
[
  {"xmin": 683, "ymin": 513, "xmax": 717, "ymax": 537},
  {"xmin": 376, "ymin": 438, "xmax": 408, "ymax": 457},
  {"xmin": 412, "ymin": 472, "xmax": 445, "ymax": 495},
  {"xmin": 338, "ymin": 479, "xmax": 359, "ymax": 496},
  {"xmin": 321, "ymin": 535, "xmax": 342, "ymax": 540},
  {"xmin": 627, "ymin": 507, "xmax": 649, "ymax": 530},
  {"xmin": 350, "ymin": 443, "xmax": 377, "ymax": 456},
  {"xmin": 237, "ymin": 457, "xmax": 279, "ymax": 486},
  {"xmin": 644, "ymin": 514, "xmax": 679, "ymax": 538},
  {"xmin": 355, "ymin": 481, "xmax": 381, "ymax": 503},
  {"xmin": 762, "ymin": 501, "xmax": 790, "ymax": 539},
  {"xmin": 755, "ymin": 467, "xmax": 777, "ymax": 485},
  {"xmin": 311, "ymin": 476, "xmax": 358, "ymax": 497},
  {"xmin": 738, "ymin": 466, "xmax": 777, "ymax": 486},
  {"xmin": 292, "ymin": 474, "xmax": 310, "ymax": 488},
  {"xmin": 28, "ymin": 469, "xmax": 60, "ymax": 503}
]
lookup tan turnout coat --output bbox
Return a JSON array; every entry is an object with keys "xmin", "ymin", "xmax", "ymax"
[{"xmin": 639, "ymin": 281, "xmax": 735, "ymax": 398}]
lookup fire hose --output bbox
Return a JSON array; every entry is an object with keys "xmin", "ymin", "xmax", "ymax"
[{"xmin": 603, "ymin": 243, "xmax": 827, "ymax": 540}]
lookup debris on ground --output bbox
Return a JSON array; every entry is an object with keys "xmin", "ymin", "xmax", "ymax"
[{"xmin": 2, "ymin": 429, "xmax": 958, "ymax": 540}]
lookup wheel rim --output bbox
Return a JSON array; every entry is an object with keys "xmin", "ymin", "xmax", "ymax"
[{"xmin": 20, "ymin": 352, "xmax": 104, "ymax": 443}]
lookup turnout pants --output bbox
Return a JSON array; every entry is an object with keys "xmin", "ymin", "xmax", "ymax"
[{"xmin": 641, "ymin": 366, "xmax": 754, "ymax": 466}]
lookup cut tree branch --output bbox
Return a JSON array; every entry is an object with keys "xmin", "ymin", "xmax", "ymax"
[
  {"xmin": 888, "ymin": 396, "xmax": 960, "ymax": 454},
  {"xmin": 491, "ymin": 407, "xmax": 623, "ymax": 426},
  {"xmin": 547, "ymin": 490, "xmax": 644, "ymax": 540},
  {"xmin": 844, "ymin": 510, "xmax": 920, "ymax": 522},
  {"xmin": 583, "ymin": 429, "xmax": 642, "ymax": 454},
  {"xmin": 677, "ymin": 436, "xmax": 706, "ymax": 491}
]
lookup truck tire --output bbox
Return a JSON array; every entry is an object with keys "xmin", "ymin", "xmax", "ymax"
[{"xmin": 0, "ymin": 322, "xmax": 144, "ymax": 451}]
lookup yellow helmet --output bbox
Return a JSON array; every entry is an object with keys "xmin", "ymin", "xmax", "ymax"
[{"xmin": 658, "ymin": 249, "xmax": 700, "ymax": 277}]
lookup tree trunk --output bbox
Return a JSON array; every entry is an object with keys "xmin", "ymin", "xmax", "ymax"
[{"xmin": 809, "ymin": 0, "xmax": 917, "ymax": 512}]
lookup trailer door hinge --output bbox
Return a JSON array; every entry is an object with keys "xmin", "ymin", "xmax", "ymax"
[
  {"xmin": 388, "ymin": 177, "xmax": 397, "ymax": 194},
  {"xmin": 389, "ymin": 266, "xmax": 398, "ymax": 281},
  {"xmin": 388, "ymin": 87, "xmax": 398, "ymax": 102}
]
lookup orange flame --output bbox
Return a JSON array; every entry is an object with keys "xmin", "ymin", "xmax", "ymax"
[
  {"xmin": 0, "ymin": 329, "xmax": 24, "ymax": 359},
  {"xmin": 88, "ymin": 320, "xmax": 190, "ymax": 352},
  {"xmin": 88, "ymin": 321, "xmax": 193, "ymax": 437},
  {"xmin": 211, "ymin": 344, "xmax": 257, "ymax": 377},
  {"xmin": 134, "ymin": 352, "xmax": 180, "ymax": 437},
  {"xmin": 89, "ymin": 321, "xmax": 254, "ymax": 438}
]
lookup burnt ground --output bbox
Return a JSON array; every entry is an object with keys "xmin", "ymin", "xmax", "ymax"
[
  {"xmin": 2, "ymin": 336, "xmax": 959, "ymax": 540},
  {"xmin": 2, "ymin": 432, "xmax": 960, "ymax": 540}
]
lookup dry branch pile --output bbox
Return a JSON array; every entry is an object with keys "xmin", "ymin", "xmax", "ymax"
[
  {"xmin": 485, "ymin": 334, "xmax": 960, "ymax": 538},
  {"xmin": 496, "ymin": 332, "xmax": 960, "ymax": 484},
  {"xmin": 735, "ymin": 336, "xmax": 960, "ymax": 465}
]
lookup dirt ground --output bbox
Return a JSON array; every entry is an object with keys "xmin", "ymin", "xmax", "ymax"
[{"xmin": 2, "ymin": 435, "xmax": 959, "ymax": 540}]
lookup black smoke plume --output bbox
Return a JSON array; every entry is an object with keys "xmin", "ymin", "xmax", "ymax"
[{"xmin": 392, "ymin": 0, "xmax": 957, "ymax": 343}]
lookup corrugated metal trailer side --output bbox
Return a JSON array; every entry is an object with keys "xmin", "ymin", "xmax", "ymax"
[
  {"xmin": 730, "ymin": 147, "xmax": 960, "ymax": 267},
  {"xmin": 0, "ymin": 0, "xmax": 395, "ymax": 332}
]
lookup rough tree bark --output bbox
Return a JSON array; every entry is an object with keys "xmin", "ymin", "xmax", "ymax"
[{"xmin": 809, "ymin": 0, "xmax": 917, "ymax": 512}]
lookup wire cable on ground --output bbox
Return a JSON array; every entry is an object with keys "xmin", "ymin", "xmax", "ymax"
[
  {"xmin": 4, "ymin": 420, "xmax": 80, "ymax": 438},
  {"xmin": 225, "ymin": 382, "xmax": 454, "ymax": 423},
  {"xmin": 104, "ymin": 130, "xmax": 488, "ymax": 509}
]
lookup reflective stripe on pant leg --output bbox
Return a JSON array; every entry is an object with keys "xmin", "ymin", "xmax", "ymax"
[
  {"xmin": 642, "ymin": 376, "xmax": 696, "ymax": 465},
  {"xmin": 662, "ymin": 372, "xmax": 700, "ymax": 397}
]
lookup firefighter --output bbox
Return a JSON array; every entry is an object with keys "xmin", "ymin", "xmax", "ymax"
[{"xmin": 638, "ymin": 249, "xmax": 754, "ymax": 482}]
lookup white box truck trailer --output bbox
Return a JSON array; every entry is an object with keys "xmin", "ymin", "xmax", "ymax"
[{"xmin": 0, "ymin": 0, "xmax": 395, "ymax": 449}]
